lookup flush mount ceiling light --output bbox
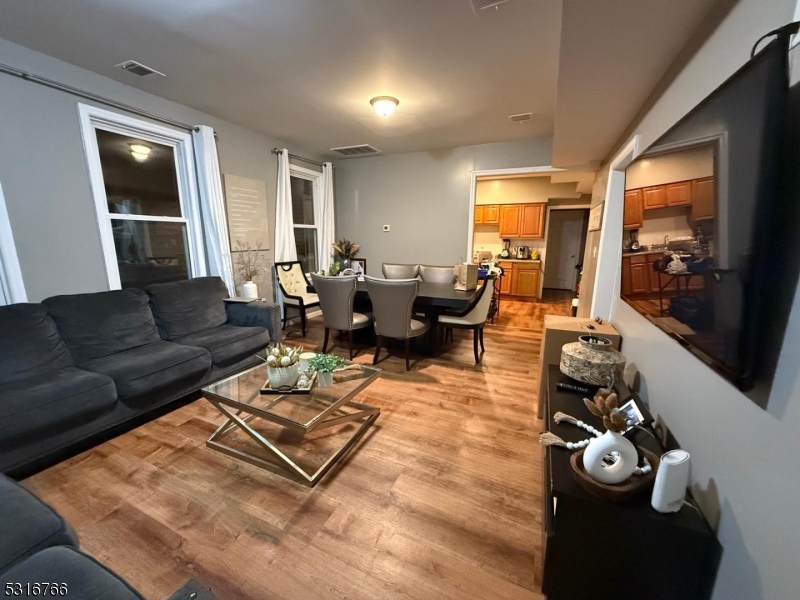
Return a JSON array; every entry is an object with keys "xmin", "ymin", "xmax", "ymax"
[
  {"xmin": 129, "ymin": 143, "xmax": 152, "ymax": 162},
  {"xmin": 370, "ymin": 96, "xmax": 399, "ymax": 117}
]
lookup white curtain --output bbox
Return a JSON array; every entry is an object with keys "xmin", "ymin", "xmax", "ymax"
[
  {"xmin": 0, "ymin": 181, "xmax": 27, "ymax": 305},
  {"xmin": 317, "ymin": 162, "xmax": 336, "ymax": 273},
  {"xmin": 275, "ymin": 149, "xmax": 297, "ymax": 263},
  {"xmin": 192, "ymin": 125, "xmax": 235, "ymax": 294}
]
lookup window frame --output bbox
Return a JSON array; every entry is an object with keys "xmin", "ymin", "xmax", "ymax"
[
  {"xmin": 77, "ymin": 103, "xmax": 206, "ymax": 289},
  {"xmin": 289, "ymin": 164, "xmax": 322, "ymax": 271}
]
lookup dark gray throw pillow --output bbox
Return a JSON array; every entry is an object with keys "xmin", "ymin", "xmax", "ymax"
[
  {"xmin": 43, "ymin": 289, "xmax": 161, "ymax": 364},
  {"xmin": 146, "ymin": 277, "xmax": 229, "ymax": 340}
]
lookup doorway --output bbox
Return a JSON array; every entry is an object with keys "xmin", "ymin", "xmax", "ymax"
[{"xmin": 543, "ymin": 208, "xmax": 589, "ymax": 291}]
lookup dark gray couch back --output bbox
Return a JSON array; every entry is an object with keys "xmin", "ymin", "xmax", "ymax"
[
  {"xmin": 0, "ymin": 304, "xmax": 73, "ymax": 385},
  {"xmin": 43, "ymin": 289, "xmax": 161, "ymax": 364},
  {"xmin": 146, "ymin": 277, "xmax": 229, "ymax": 340}
]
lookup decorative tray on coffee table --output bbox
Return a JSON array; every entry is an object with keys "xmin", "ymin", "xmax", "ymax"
[{"xmin": 260, "ymin": 371, "xmax": 317, "ymax": 395}]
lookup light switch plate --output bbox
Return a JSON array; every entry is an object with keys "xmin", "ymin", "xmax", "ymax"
[{"xmin": 382, "ymin": 225, "xmax": 390, "ymax": 232}]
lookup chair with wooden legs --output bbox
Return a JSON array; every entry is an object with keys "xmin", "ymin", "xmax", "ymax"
[
  {"xmin": 364, "ymin": 277, "xmax": 430, "ymax": 371},
  {"xmin": 438, "ymin": 275, "xmax": 496, "ymax": 364},
  {"xmin": 274, "ymin": 261, "xmax": 320, "ymax": 337},
  {"xmin": 310, "ymin": 274, "xmax": 372, "ymax": 359}
]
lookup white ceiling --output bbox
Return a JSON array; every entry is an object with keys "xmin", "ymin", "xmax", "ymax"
[{"xmin": 0, "ymin": 0, "xmax": 717, "ymax": 163}]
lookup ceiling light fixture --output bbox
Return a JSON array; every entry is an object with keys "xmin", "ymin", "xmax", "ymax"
[
  {"xmin": 370, "ymin": 96, "xmax": 399, "ymax": 117},
  {"xmin": 129, "ymin": 143, "xmax": 152, "ymax": 162}
]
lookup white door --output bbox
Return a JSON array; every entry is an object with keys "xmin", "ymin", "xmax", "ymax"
[{"xmin": 544, "ymin": 210, "xmax": 588, "ymax": 290}]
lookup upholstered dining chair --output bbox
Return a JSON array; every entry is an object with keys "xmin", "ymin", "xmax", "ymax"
[
  {"xmin": 382, "ymin": 263, "xmax": 420, "ymax": 279},
  {"xmin": 274, "ymin": 261, "xmax": 320, "ymax": 337},
  {"xmin": 310, "ymin": 274, "xmax": 372, "ymax": 359},
  {"xmin": 365, "ymin": 277, "xmax": 430, "ymax": 371},
  {"xmin": 419, "ymin": 264, "xmax": 456, "ymax": 284},
  {"xmin": 438, "ymin": 275, "xmax": 496, "ymax": 364}
]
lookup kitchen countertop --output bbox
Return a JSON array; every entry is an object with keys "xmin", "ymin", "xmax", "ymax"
[
  {"xmin": 622, "ymin": 250, "xmax": 668, "ymax": 257},
  {"xmin": 497, "ymin": 258, "xmax": 542, "ymax": 263}
]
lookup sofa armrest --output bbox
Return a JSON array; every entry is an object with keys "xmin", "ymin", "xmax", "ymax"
[{"xmin": 225, "ymin": 300, "xmax": 281, "ymax": 343}]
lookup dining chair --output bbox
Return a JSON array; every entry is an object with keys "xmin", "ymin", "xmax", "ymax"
[
  {"xmin": 364, "ymin": 277, "xmax": 430, "ymax": 371},
  {"xmin": 310, "ymin": 274, "xmax": 372, "ymax": 359},
  {"xmin": 274, "ymin": 261, "xmax": 320, "ymax": 337},
  {"xmin": 382, "ymin": 263, "xmax": 420, "ymax": 279},
  {"xmin": 438, "ymin": 275, "xmax": 496, "ymax": 364},
  {"xmin": 419, "ymin": 264, "xmax": 456, "ymax": 284}
]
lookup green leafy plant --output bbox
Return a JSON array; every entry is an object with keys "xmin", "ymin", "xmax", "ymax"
[
  {"xmin": 264, "ymin": 343, "xmax": 301, "ymax": 368},
  {"xmin": 308, "ymin": 353, "xmax": 345, "ymax": 373}
]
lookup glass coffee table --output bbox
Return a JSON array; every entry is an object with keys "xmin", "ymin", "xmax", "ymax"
[{"xmin": 202, "ymin": 362, "xmax": 380, "ymax": 486}]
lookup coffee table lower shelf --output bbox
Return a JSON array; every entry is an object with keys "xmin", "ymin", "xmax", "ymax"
[{"xmin": 205, "ymin": 397, "xmax": 380, "ymax": 487}]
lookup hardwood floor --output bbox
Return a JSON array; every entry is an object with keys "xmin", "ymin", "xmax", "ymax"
[{"xmin": 23, "ymin": 297, "xmax": 572, "ymax": 600}]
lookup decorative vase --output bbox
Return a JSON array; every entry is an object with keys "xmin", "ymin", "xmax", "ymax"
[
  {"xmin": 340, "ymin": 258, "xmax": 352, "ymax": 271},
  {"xmin": 267, "ymin": 363, "xmax": 299, "ymax": 389},
  {"xmin": 317, "ymin": 371, "xmax": 334, "ymax": 388},
  {"xmin": 242, "ymin": 280, "xmax": 259, "ymax": 300},
  {"xmin": 560, "ymin": 335, "xmax": 625, "ymax": 386},
  {"xmin": 582, "ymin": 430, "xmax": 639, "ymax": 484}
]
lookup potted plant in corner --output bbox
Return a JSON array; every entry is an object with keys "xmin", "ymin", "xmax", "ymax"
[
  {"xmin": 265, "ymin": 343, "xmax": 302, "ymax": 389},
  {"xmin": 235, "ymin": 240, "xmax": 267, "ymax": 299},
  {"xmin": 332, "ymin": 238, "xmax": 360, "ymax": 272},
  {"xmin": 308, "ymin": 353, "xmax": 345, "ymax": 388}
]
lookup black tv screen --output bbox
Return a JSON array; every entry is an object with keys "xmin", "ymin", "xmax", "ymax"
[{"xmin": 620, "ymin": 34, "xmax": 793, "ymax": 397}]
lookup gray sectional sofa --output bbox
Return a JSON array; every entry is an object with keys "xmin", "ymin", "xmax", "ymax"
[{"xmin": 0, "ymin": 276, "xmax": 280, "ymax": 478}]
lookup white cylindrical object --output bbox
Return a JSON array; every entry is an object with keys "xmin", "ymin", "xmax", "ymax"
[
  {"xmin": 242, "ymin": 280, "xmax": 259, "ymax": 299},
  {"xmin": 651, "ymin": 449, "xmax": 690, "ymax": 513},
  {"xmin": 298, "ymin": 352, "xmax": 316, "ymax": 372}
]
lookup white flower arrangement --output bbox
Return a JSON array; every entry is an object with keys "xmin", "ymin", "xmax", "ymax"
[{"xmin": 264, "ymin": 343, "xmax": 301, "ymax": 368}]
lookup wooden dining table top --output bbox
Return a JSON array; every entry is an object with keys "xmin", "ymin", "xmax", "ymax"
[{"xmin": 307, "ymin": 280, "xmax": 480, "ymax": 311}]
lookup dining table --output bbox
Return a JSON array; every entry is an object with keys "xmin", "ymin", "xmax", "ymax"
[{"xmin": 307, "ymin": 279, "xmax": 481, "ymax": 354}]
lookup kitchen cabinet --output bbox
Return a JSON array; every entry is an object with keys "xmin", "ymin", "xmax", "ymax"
[
  {"xmin": 621, "ymin": 257, "xmax": 632, "ymax": 296},
  {"xmin": 499, "ymin": 203, "xmax": 546, "ymax": 239},
  {"xmin": 666, "ymin": 181, "xmax": 692, "ymax": 207},
  {"xmin": 691, "ymin": 177, "xmax": 715, "ymax": 221},
  {"xmin": 646, "ymin": 254, "xmax": 675, "ymax": 293},
  {"xmin": 642, "ymin": 186, "xmax": 667, "ymax": 210},
  {"xmin": 499, "ymin": 204, "xmax": 522, "ymax": 237},
  {"xmin": 474, "ymin": 204, "xmax": 500, "ymax": 224},
  {"xmin": 623, "ymin": 190, "xmax": 643, "ymax": 230},
  {"xmin": 629, "ymin": 262, "xmax": 649, "ymax": 294},
  {"xmin": 498, "ymin": 262, "xmax": 512, "ymax": 295},
  {"xmin": 498, "ymin": 261, "xmax": 540, "ymax": 299}
]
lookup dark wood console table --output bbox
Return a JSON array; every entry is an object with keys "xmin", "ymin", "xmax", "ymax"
[{"xmin": 542, "ymin": 365, "xmax": 722, "ymax": 600}]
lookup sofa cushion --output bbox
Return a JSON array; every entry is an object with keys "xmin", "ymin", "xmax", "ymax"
[
  {"xmin": 0, "ymin": 546, "xmax": 145, "ymax": 600},
  {"xmin": 79, "ymin": 341, "xmax": 211, "ymax": 401},
  {"xmin": 43, "ymin": 289, "xmax": 161, "ymax": 364},
  {"xmin": 175, "ymin": 324, "xmax": 269, "ymax": 367},
  {"xmin": 0, "ymin": 304, "xmax": 73, "ymax": 385},
  {"xmin": 146, "ymin": 277, "xmax": 229, "ymax": 340},
  {"xmin": 0, "ymin": 474, "xmax": 79, "ymax": 573},
  {"xmin": 0, "ymin": 368, "xmax": 117, "ymax": 444}
]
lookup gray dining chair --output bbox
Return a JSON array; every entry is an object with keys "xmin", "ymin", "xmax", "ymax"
[
  {"xmin": 310, "ymin": 274, "xmax": 372, "ymax": 359},
  {"xmin": 438, "ymin": 275, "xmax": 496, "ymax": 364},
  {"xmin": 419, "ymin": 264, "xmax": 456, "ymax": 284},
  {"xmin": 364, "ymin": 277, "xmax": 430, "ymax": 371},
  {"xmin": 382, "ymin": 263, "xmax": 420, "ymax": 279}
]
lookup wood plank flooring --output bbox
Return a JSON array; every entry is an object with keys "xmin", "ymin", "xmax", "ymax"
[{"xmin": 23, "ymin": 295, "xmax": 572, "ymax": 600}]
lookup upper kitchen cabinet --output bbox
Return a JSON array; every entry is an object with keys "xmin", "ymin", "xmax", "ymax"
[
  {"xmin": 474, "ymin": 204, "xmax": 500, "ymax": 224},
  {"xmin": 474, "ymin": 205, "xmax": 485, "ymax": 224},
  {"xmin": 665, "ymin": 181, "xmax": 692, "ymax": 207},
  {"xmin": 642, "ymin": 185, "xmax": 667, "ymax": 210},
  {"xmin": 623, "ymin": 189, "xmax": 643, "ymax": 230},
  {"xmin": 499, "ymin": 204, "xmax": 522, "ymax": 237},
  {"xmin": 691, "ymin": 177, "xmax": 715, "ymax": 221},
  {"xmin": 499, "ymin": 203, "xmax": 545, "ymax": 239}
]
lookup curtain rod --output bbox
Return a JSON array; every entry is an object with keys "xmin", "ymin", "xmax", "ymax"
[
  {"xmin": 271, "ymin": 147, "xmax": 326, "ymax": 168},
  {"xmin": 0, "ymin": 62, "xmax": 199, "ymax": 133}
]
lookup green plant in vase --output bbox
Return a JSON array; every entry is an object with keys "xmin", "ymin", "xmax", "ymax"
[
  {"xmin": 308, "ymin": 353, "xmax": 346, "ymax": 387},
  {"xmin": 332, "ymin": 238, "xmax": 360, "ymax": 271}
]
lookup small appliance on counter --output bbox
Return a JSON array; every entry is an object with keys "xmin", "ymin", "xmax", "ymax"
[
  {"xmin": 500, "ymin": 239, "xmax": 511, "ymax": 259},
  {"xmin": 515, "ymin": 246, "xmax": 532, "ymax": 260}
]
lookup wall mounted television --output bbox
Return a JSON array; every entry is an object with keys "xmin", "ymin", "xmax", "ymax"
[{"xmin": 620, "ymin": 25, "xmax": 799, "ymax": 400}]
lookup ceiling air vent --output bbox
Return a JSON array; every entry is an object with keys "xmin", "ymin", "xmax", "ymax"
[
  {"xmin": 330, "ymin": 144, "xmax": 381, "ymax": 157},
  {"xmin": 509, "ymin": 113, "xmax": 533, "ymax": 123},
  {"xmin": 113, "ymin": 60, "xmax": 165, "ymax": 78},
  {"xmin": 471, "ymin": 0, "xmax": 511, "ymax": 13}
]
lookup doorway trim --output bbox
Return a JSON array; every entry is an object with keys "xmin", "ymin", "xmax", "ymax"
[
  {"xmin": 77, "ymin": 103, "xmax": 206, "ymax": 289},
  {"xmin": 541, "ymin": 205, "xmax": 590, "ymax": 295},
  {"xmin": 0, "ymin": 181, "xmax": 27, "ymax": 305},
  {"xmin": 466, "ymin": 166, "xmax": 564, "ymax": 261}
]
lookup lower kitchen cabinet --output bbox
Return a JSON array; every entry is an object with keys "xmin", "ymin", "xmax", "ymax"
[{"xmin": 498, "ymin": 261, "xmax": 540, "ymax": 299}]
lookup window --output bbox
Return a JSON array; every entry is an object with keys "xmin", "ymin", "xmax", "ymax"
[
  {"xmin": 289, "ymin": 165, "xmax": 321, "ymax": 273},
  {"xmin": 78, "ymin": 105, "xmax": 205, "ymax": 289}
]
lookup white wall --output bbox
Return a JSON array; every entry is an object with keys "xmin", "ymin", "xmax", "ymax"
[
  {"xmin": 0, "ymin": 37, "xmax": 322, "ymax": 301},
  {"xmin": 592, "ymin": 2, "xmax": 800, "ymax": 599},
  {"xmin": 333, "ymin": 138, "xmax": 553, "ymax": 271}
]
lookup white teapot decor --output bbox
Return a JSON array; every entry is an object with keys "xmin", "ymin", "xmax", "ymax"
[{"xmin": 581, "ymin": 391, "xmax": 639, "ymax": 484}]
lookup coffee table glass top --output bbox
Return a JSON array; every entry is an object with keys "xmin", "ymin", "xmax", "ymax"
[{"xmin": 202, "ymin": 362, "xmax": 380, "ymax": 432}]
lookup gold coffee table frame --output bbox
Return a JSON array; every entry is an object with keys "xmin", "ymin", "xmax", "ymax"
[{"xmin": 202, "ymin": 362, "xmax": 380, "ymax": 486}]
